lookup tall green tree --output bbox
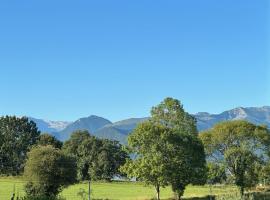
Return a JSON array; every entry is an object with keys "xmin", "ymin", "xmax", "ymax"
[
  {"xmin": 200, "ymin": 120, "xmax": 270, "ymax": 196},
  {"xmin": 121, "ymin": 98, "xmax": 206, "ymax": 200},
  {"xmin": 62, "ymin": 130, "xmax": 98, "ymax": 180},
  {"xmin": 0, "ymin": 116, "xmax": 40, "ymax": 175},
  {"xmin": 75, "ymin": 134, "xmax": 103, "ymax": 180},
  {"xmin": 24, "ymin": 145, "xmax": 77, "ymax": 199}
]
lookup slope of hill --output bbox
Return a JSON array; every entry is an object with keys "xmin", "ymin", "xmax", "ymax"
[{"xmin": 94, "ymin": 118, "xmax": 149, "ymax": 143}]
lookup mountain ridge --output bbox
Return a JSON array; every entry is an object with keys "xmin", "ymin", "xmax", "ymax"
[{"xmin": 27, "ymin": 106, "xmax": 270, "ymax": 143}]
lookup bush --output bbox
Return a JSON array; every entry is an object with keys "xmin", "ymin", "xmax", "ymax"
[{"xmin": 24, "ymin": 145, "xmax": 77, "ymax": 198}]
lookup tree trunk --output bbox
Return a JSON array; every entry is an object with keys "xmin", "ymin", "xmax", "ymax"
[
  {"xmin": 156, "ymin": 185, "xmax": 160, "ymax": 200},
  {"xmin": 176, "ymin": 190, "xmax": 183, "ymax": 200},
  {"xmin": 240, "ymin": 186, "xmax": 244, "ymax": 199},
  {"xmin": 177, "ymin": 192, "xmax": 181, "ymax": 200}
]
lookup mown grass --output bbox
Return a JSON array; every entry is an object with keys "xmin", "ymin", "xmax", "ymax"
[{"xmin": 0, "ymin": 177, "xmax": 238, "ymax": 200}]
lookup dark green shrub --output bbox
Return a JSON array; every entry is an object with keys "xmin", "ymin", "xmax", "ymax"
[{"xmin": 24, "ymin": 145, "xmax": 77, "ymax": 198}]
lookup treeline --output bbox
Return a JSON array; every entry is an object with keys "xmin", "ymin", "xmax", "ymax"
[
  {"xmin": 1, "ymin": 97, "xmax": 270, "ymax": 200},
  {"xmin": 0, "ymin": 116, "xmax": 128, "ymax": 199}
]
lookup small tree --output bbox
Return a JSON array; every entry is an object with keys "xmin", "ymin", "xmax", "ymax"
[
  {"xmin": 24, "ymin": 145, "xmax": 77, "ymax": 198},
  {"xmin": 200, "ymin": 120, "xmax": 270, "ymax": 196}
]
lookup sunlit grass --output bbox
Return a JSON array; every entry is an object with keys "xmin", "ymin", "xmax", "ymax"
[{"xmin": 0, "ymin": 177, "xmax": 238, "ymax": 200}]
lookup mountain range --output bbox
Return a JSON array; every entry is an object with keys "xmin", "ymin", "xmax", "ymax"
[{"xmin": 29, "ymin": 106, "xmax": 270, "ymax": 144}]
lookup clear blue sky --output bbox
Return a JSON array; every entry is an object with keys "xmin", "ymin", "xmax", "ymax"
[{"xmin": 0, "ymin": 0, "xmax": 269, "ymax": 122}]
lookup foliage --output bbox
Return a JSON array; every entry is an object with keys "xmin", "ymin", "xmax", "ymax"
[
  {"xmin": 200, "ymin": 120, "xmax": 270, "ymax": 196},
  {"xmin": 36, "ymin": 133, "xmax": 63, "ymax": 149},
  {"xmin": 121, "ymin": 97, "xmax": 206, "ymax": 200},
  {"xmin": 24, "ymin": 145, "xmax": 77, "ymax": 198},
  {"xmin": 207, "ymin": 162, "xmax": 227, "ymax": 184},
  {"xmin": 63, "ymin": 130, "xmax": 129, "ymax": 181},
  {"xmin": 120, "ymin": 122, "xmax": 172, "ymax": 199},
  {"xmin": 62, "ymin": 130, "xmax": 94, "ymax": 180},
  {"xmin": 89, "ymin": 139, "xmax": 129, "ymax": 181},
  {"xmin": 0, "ymin": 116, "xmax": 40, "ymax": 175},
  {"xmin": 169, "ymin": 132, "xmax": 207, "ymax": 199},
  {"xmin": 150, "ymin": 97, "xmax": 198, "ymax": 135},
  {"xmin": 260, "ymin": 161, "xmax": 270, "ymax": 185},
  {"xmin": 62, "ymin": 130, "xmax": 90, "ymax": 158}
]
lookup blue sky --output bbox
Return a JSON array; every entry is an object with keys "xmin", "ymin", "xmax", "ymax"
[{"xmin": 0, "ymin": 0, "xmax": 269, "ymax": 122}]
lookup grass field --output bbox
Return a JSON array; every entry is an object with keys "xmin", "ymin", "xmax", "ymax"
[{"xmin": 0, "ymin": 177, "xmax": 238, "ymax": 200}]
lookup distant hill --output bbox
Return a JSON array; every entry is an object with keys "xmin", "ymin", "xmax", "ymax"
[
  {"xmin": 94, "ymin": 118, "xmax": 149, "ymax": 143},
  {"xmin": 195, "ymin": 106, "xmax": 270, "ymax": 131},
  {"xmin": 29, "ymin": 106, "xmax": 270, "ymax": 143},
  {"xmin": 56, "ymin": 115, "xmax": 112, "ymax": 141}
]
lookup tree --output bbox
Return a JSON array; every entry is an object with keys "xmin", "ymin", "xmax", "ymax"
[
  {"xmin": 24, "ymin": 145, "xmax": 77, "ymax": 198},
  {"xmin": 63, "ymin": 130, "xmax": 97, "ymax": 180},
  {"xmin": 0, "ymin": 116, "xmax": 40, "ymax": 175},
  {"xmin": 89, "ymin": 139, "xmax": 129, "ymax": 181},
  {"xmin": 37, "ymin": 133, "xmax": 63, "ymax": 149},
  {"xmin": 200, "ymin": 120, "xmax": 270, "ymax": 196},
  {"xmin": 121, "ymin": 98, "xmax": 206, "ymax": 200},
  {"xmin": 120, "ymin": 122, "xmax": 172, "ymax": 200},
  {"xmin": 63, "ymin": 130, "xmax": 129, "ymax": 181},
  {"xmin": 169, "ymin": 133, "xmax": 206, "ymax": 199},
  {"xmin": 152, "ymin": 98, "xmax": 206, "ymax": 199},
  {"xmin": 62, "ymin": 130, "xmax": 91, "ymax": 158},
  {"xmin": 75, "ymin": 134, "xmax": 103, "ymax": 180}
]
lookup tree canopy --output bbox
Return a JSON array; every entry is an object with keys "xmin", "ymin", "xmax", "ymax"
[
  {"xmin": 206, "ymin": 162, "xmax": 227, "ymax": 184},
  {"xmin": 151, "ymin": 97, "xmax": 198, "ymax": 135},
  {"xmin": 200, "ymin": 120, "xmax": 270, "ymax": 196},
  {"xmin": 37, "ymin": 133, "xmax": 63, "ymax": 149},
  {"xmin": 0, "ymin": 116, "xmax": 40, "ymax": 175}
]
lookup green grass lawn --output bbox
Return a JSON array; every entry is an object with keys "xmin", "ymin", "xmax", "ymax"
[{"xmin": 0, "ymin": 177, "xmax": 238, "ymax": 200}]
